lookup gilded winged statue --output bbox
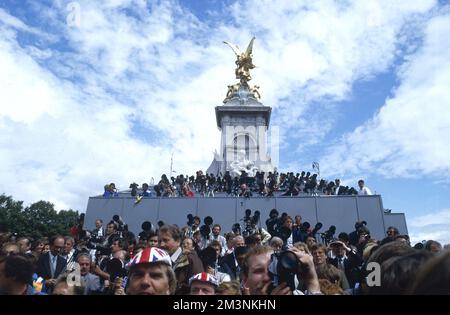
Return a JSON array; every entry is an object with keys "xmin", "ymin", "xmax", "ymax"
[{"xmin": 223, "ymin": 37, "xmax": 256, "ymax": 85}]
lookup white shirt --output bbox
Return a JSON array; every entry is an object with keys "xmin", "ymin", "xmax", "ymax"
[
  {"xmin": 334, "ymin": 186, "xmax": 341, "ymax": 195},
  {"xmin": 286, "ymin": 234, "xmax": 293, "ymax": 249},
  {"xmin": 358, "ymin": 186, "xmax": 372, "ymax": 195},
  {"xmin": 170, "ymin": 247, "xmax": 182, "ymax": 264}
]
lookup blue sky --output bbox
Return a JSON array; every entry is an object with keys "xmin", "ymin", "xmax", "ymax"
[{"xmin": 1, "ymin": 0, "xmax": 450, "ymax": 245}]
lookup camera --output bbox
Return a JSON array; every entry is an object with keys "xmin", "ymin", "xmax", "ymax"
[
  {"xmin": 112, "ymin": 215, "xmax": 125, "ymax": 232},
  {"xmin": 310, "ymin": 222, "xmax": 323, "ymax": 236},
  {"xmin": 200, "ymin": 216, "xmax": 213, "ymax": 238},
  {"xmin": 277, "ymin": 226, "xmax": 292, "ymax": 244},
  {"xmin": 268, "ymin": 251, "xmax": 298, "ymax": 291},
  {"xmin": 106, "ymin": 258, "xmax": 127, "ymax": 281},
  {"xmin": 138, "ymin": 221, "xmax": 154, "ymax": 241},
  {"xmin": 186, "ymin": 214, "xmax": 194, "ymax": 227},
  {"xmin": 320, "ymin": 225, "xmax": 336, "ymax": 245}
]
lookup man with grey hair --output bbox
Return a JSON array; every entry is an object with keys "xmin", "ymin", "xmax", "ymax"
[{"xmin": 77, "ymin": 253, "xmax": 101, "ymax": 295}]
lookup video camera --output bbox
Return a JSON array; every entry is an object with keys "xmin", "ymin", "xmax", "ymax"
[
  {"xmin": 112, "ymin": 215, "xmax": 126, "ymax": 233},
  {"xmin": 310, "ymin": 222, "xmax": 323, "ymax": 236},
  {"xmin": 242, "ymin": 209, "xmax": 260, "ymax": 238},
  {"xmin": 187, "ymin": 214, "xmax": 194, "ymax": 227},
  {"xmin": 268, "ymin": 250, "xmax": 299, "ymax": 292},
  {"xmin": 106, "ymin": 258, "xmax": 127, "ymax": 281},
  {"xmin": 320, "ymin": 225, "xmax": 336, "ymax": 245},
  {"xmin": 138, "ymin": 221, "xmax": 154, "ymax": 241},
  {"xmin": 265, "ymin": 209, "xmax": 281, "ymax": 236},
  {"xmin": 200, "ymin": 216, "xmax": 213, "ymax": 239}
]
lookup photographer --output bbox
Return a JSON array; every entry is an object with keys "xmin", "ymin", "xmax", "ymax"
[
  {"xmin": 89, "ymin": 221, "xmax": 118, "ymax": 256},
  {"xmin": 141, "ymin": 183, "xmax": 152, "ymax": 197},
  {"xmin": 265, "ymin": 209, "xmax": 281, "ymax": 237},
  {"xmin": 255, "ymin": 171, "xmax": 265, "ymax": 195},
  {"xmin": 276, "ymin": 216, "xmax": 294, "ymax": 249},
  {"xmin": 241, "ymin": 245, "xmax": 321, "ymax": 295},
  {"xmin": 206, "ymin": 224, "xmax": 227, "ymax": 256},
  {"xmin": 292, "ymin": 216, "xmax": 308, "ymax": 243},
  {"xmin": 94, "ymin": 236, "xmax": 126, "ymax": 286},
  {"xmin": 91, "ymin": 219, "xmax": 105, "ymax": 245},
  {"xmin": 239, "ymin": 183, "xmax": 252, "ymax": 198},
  {"xmin": 266, "ymin": 173, "xmax": 277, "ymax": 197}
]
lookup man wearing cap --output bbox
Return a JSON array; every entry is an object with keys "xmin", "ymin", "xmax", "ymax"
[
  {"xmin": 126, "ymin": 247, "xmax": 176, "ymax": 295},
  {"xmin": 189, "ymin": 272, "xmax": 219, "ymax": 295}
]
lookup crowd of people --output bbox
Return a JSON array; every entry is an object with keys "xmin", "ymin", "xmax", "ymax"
[
  {"xmin": 1, "ymin": 210, "xmax": 448, "ymax": 295},
  {"xmin": 103, "ymin": 170, "xmax": 373, "ymax": 199}
]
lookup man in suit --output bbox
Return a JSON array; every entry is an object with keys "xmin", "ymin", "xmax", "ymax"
[
  {"xmin": 77, "ymin": 253, "xmax": 101, "ymax": 295},
  {"xmin": 219, "ymin": 246, "xmax": 248, "ymax": 281},
  {"xmin": 328, "ymin": 240, "xmax": 363, "ymax": 288},
  {"xmin": 36, "ymin": 235, "xmax": 67, "ymax": 293}
]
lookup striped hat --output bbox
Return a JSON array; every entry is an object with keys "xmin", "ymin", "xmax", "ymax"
[
  {"xmin": 126, "ymin": 247, "xmax": 172, "ymax": 269},
  {"xmin": 189, "ymin": 272, "xmax": 219, "ymax": 287}
]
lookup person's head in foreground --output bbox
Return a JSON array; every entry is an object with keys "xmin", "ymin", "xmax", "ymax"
[
  {"xmin": 189, "ymin": 272, "xmax": 219, "ymax": 295},
  {"xmin": 125, "ymin": 247, "xmax": 176, "ymax": 295},
  {"xmin": 52, "ymin": 275, "xmax": 85, "ymax": 295},
  {"xmin": 0, "ymin": 254, "xmax": 34, "ymax": 295}
]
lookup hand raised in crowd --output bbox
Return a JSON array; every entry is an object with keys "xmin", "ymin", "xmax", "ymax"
[
  {"xmin": 290, "ymin": 247, "xmax": 321, "ymax": 294},
  {"xmin": 329, "ymin": 240, "xmax": 351, "ymax": 252}
]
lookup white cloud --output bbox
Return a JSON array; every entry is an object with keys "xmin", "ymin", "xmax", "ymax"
[
  {"xmin": 0, "ymin": 0, "xmax": 444, "ymax": 212},
  {"xmin": 319, "ymin": 10, "xmax": 450, "ymax": 180},
  {"xmin": 409, "ymin": 209, "xmax": 450, "ymax": 228},
  {"xmin": 408, "ymin": 209, "xmax": 450, "ymax": 245}
]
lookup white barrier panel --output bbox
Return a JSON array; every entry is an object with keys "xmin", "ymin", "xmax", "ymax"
[{"xmin": 84, "ymin": 195, "xmax": 407, "ymax": 241}]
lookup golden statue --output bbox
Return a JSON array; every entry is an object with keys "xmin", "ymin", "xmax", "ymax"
[
  {"xmin": 223, "ymin": 37, "xmax": 261, "ymax": 102},
  {"xmin": 223, "ymin": 37, "xmax": 256, "ymax": 85}
]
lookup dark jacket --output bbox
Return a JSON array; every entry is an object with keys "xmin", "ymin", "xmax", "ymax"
[
  {"xmin": 329, "ymin": 250, "xmax": 363, "ymax": 288},
  {"xmin": 173, "ymin": 250, "xmax": 204, "ymax": 295},
  {"xmin": 36, "ymin": 252, "xmax": 67, "ymax": 281},
  {"xmin": 219, "ymin": 252, "xmax": 239, "ymax": 280}
]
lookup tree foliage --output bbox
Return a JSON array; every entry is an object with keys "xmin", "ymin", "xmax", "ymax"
[{"xmin": 0, "ymin": 194, "xmax": 79, "ymax": 239}]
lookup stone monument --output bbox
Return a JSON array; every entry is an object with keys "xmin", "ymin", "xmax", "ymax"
[{"xmin": 206, "ymin": 37, "xmax": 274, "ymax": 176}]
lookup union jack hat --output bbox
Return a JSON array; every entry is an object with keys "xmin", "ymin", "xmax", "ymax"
[
  {"xmin": 189, "ymin": 272, "xmax": 219, "ymax": 287},
  {"xmin": 126, "ymin": 247, "xmax": 172, "ymax": 269}
]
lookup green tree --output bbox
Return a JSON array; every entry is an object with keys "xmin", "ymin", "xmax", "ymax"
[{"xmin": 0, "ymin": 194, "xmax": 79, "ymax": 239}]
